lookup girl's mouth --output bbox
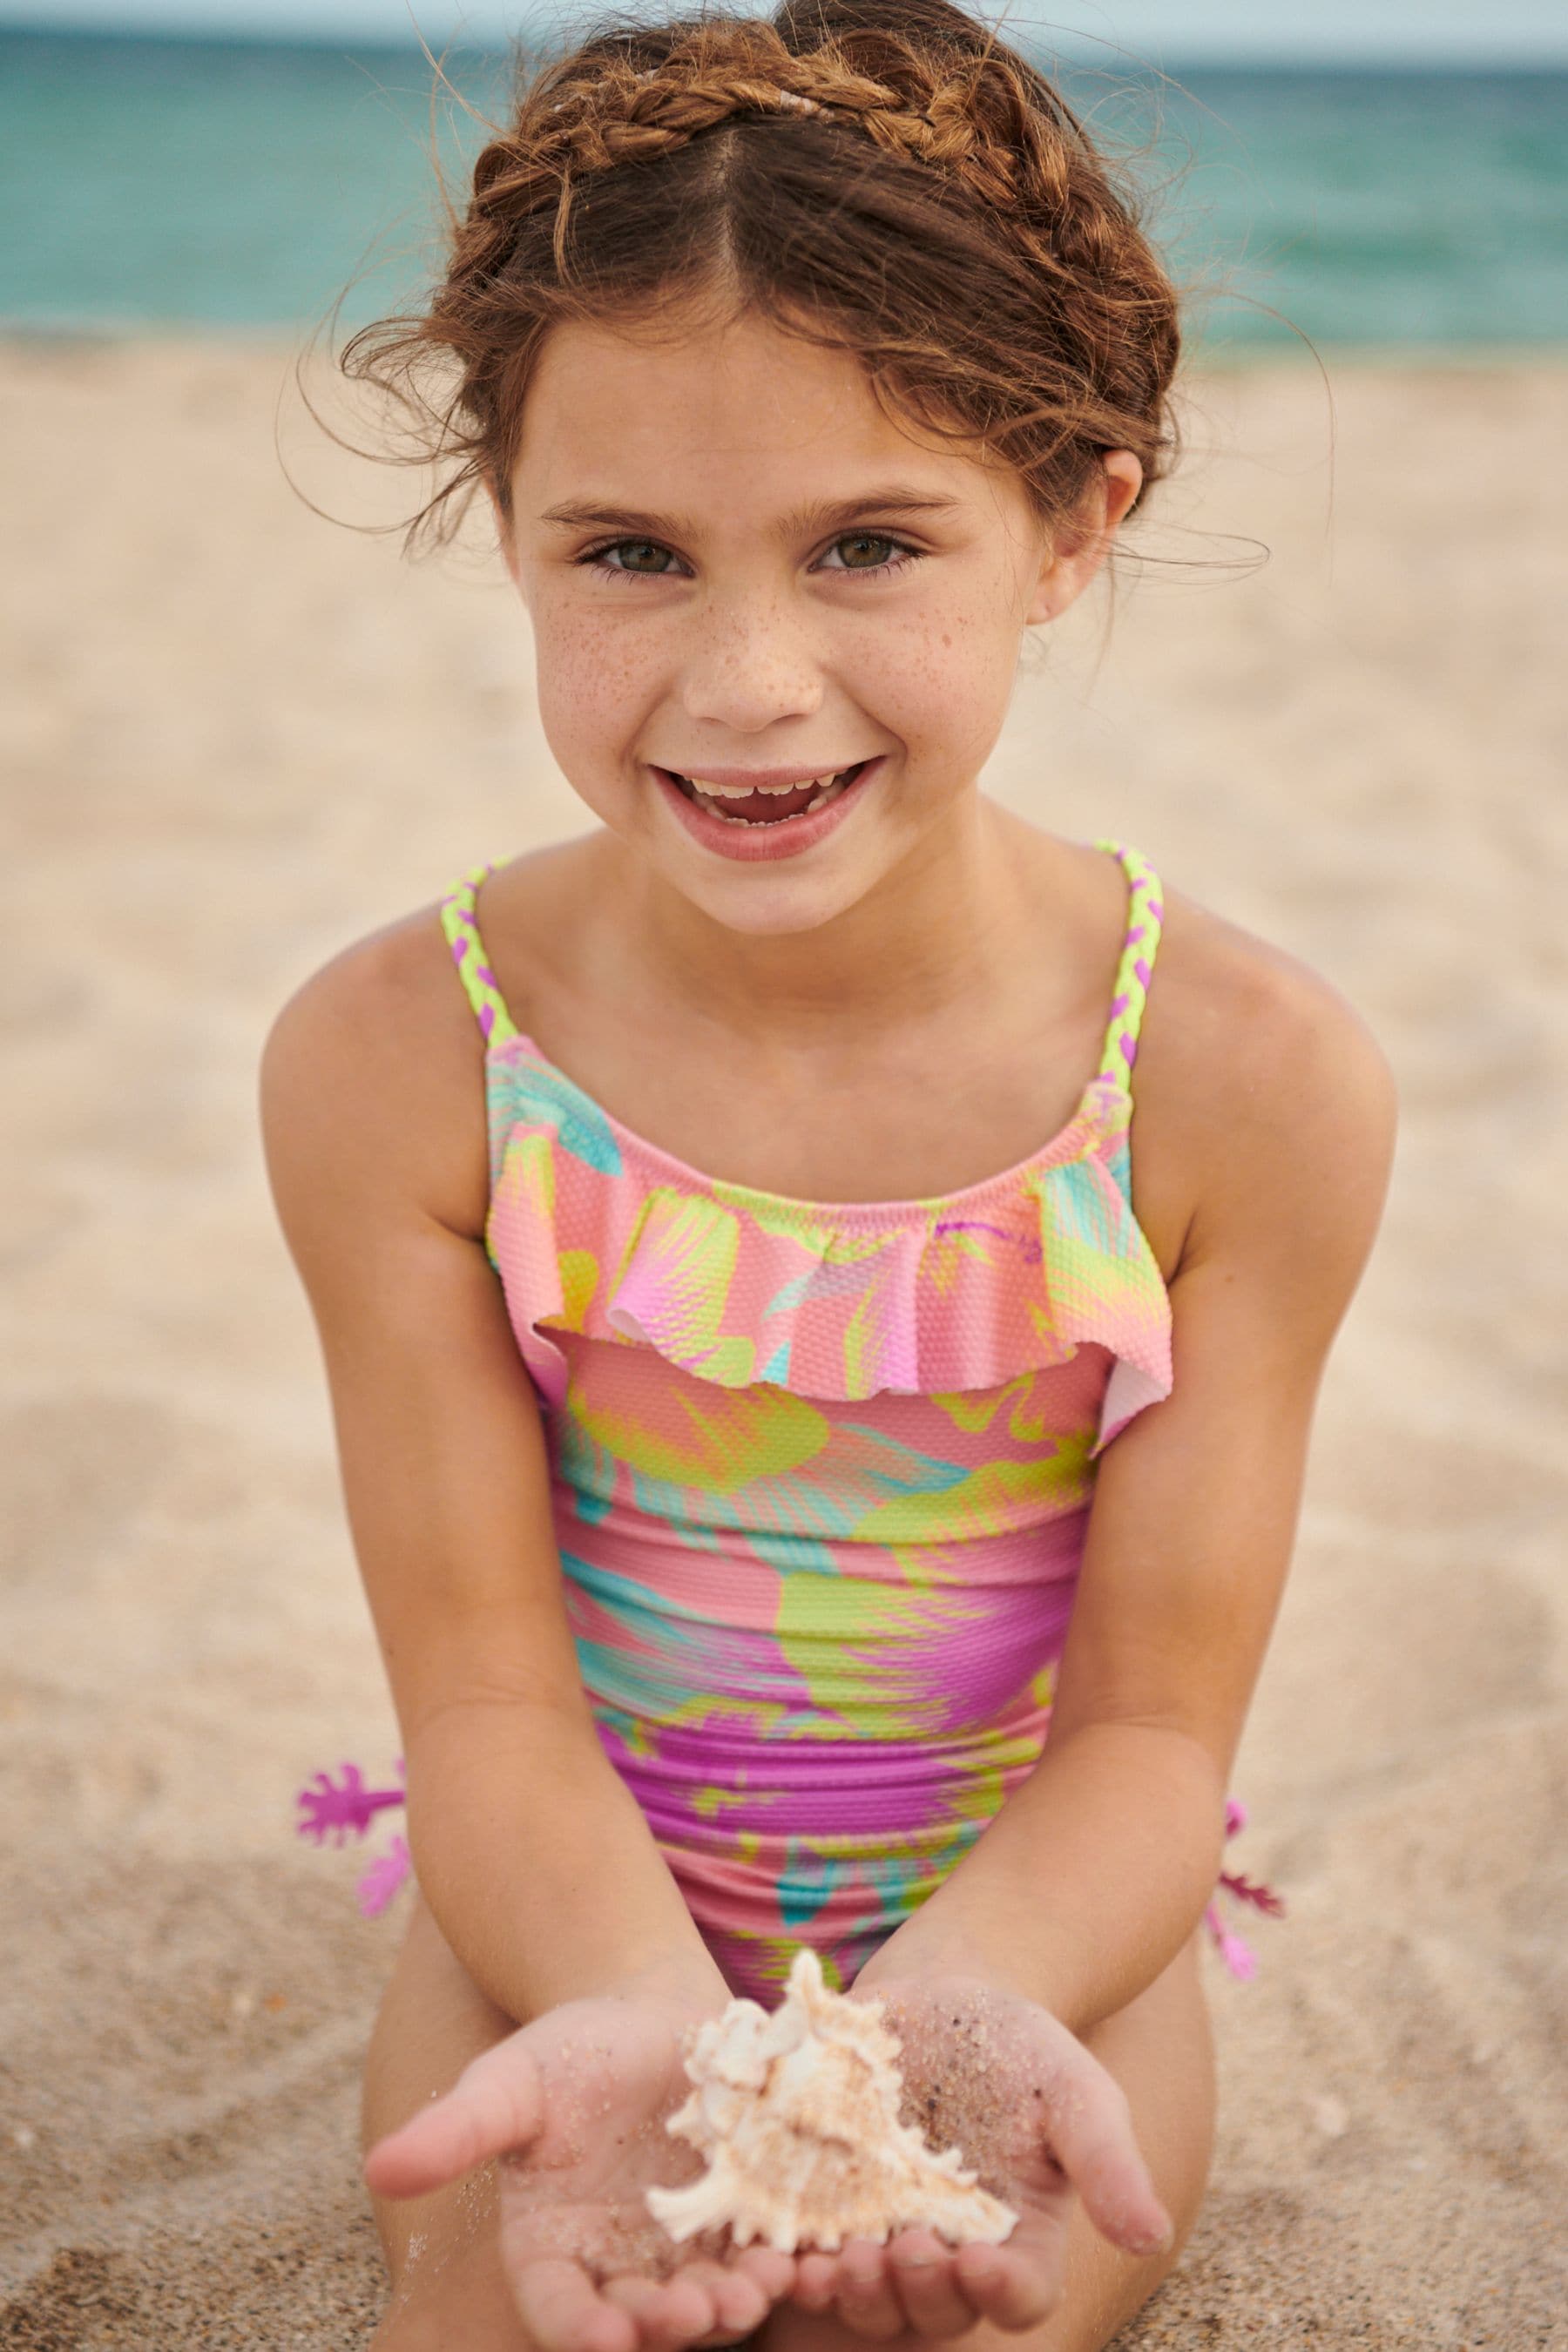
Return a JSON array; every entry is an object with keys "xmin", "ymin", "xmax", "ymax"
[
  {"xmin": 672, "ymin": 765, "xmax": 862, "ymax": 823},
  {"xmin": 652, "ymin": 759, "xmax": 880, "ymax": 862}
]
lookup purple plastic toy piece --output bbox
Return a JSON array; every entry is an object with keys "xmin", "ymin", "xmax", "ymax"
[
  {"xmin": 295, "ymin": 1758, "xmax": 407, "ymax": 1846},
  {"xmin": 1203, "ymin": 1799, "xmax": 1285, "ymax": 1977},
  {"xmin": 358, "ymin": 1836, "xmax": 412, "ymax": 1917}
]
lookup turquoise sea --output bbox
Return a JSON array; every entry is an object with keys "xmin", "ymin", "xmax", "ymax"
[{"xmin": 2, "ymin": 26, "xmax": 1565, "ymax": 349}]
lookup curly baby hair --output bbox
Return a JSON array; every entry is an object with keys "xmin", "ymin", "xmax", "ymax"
[{"xmin": 330, "ymin": 0, "xmax": 1190, "ymax": 569}]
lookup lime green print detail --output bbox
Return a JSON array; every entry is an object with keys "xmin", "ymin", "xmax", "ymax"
[
  {"xmin": 569, "ymin": 1375, "xmax": 828, "ymax": 1493},
  {"xmin": 691, "ymin": 1784, "xmax": 756, "ymax": 1820},
  {"xmin": 928, "ymin": 1372, "xmax": 1073, "ymax": 1443},
  {"xmin": 499, "ymin": 1126, "xmax": 556, "ymax": 1222},
  {"xmin": 558, "ymin": 1249, "xmax": 598, "ymax": 1328},
  {"xmin": 851, "ymin": 1452, "xmax": 1088, "ymax": 1544}
]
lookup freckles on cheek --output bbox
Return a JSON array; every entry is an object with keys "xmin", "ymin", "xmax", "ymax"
[
  {"xmin": 872, "ymin": 605, "xmax": 1002, "ymax": 745},
  {"xmin": 534, "ymin": 610, "xmax": 658, "ymax": 754}
]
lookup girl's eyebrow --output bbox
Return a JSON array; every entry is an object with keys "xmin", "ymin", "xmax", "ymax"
[{"xmin": 536, "ymin": 488, "xmax": 962, "ymax": 538}]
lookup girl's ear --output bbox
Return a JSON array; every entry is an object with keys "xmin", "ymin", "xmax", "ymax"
[{"xmin": 1025, "ymin": 449, "xmax": 1144, "ymax": 625}]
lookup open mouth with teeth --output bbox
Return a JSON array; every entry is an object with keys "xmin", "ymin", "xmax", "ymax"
[{"xmin": 666, "ymin": 763, "xmax": 868, "ymax": 826}]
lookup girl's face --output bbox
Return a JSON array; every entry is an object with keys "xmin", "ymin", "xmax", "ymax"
[{"xmin": 497, "ymin": 308, "xmax": 1139, "ymax": 936}]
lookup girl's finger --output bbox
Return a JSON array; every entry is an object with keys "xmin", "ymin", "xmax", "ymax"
[
  {"xmin": 732, "ymin": 2245, "xmax": 796, "ymax": 2308},
  {"xmin": 1037, "ymin": 2060, "xmax": 1173, "ymax": 2256},
  {"xmin": 833, "ymin": 2238, "xmax": 906, "ymax": 2340},
  {"xmin": 952, "ymin": 2241, "xmax": 1060, "ymax": 2333},
  {"xmin": 667, "ymin": 2261, "xmax": 766, "ymax": 2340},
  {"xmin": 792, "ymin": 2251, "xmax": 838, "ymax": 2312},
  {"xmin": 884, "ymin": 2231, "xmax": 983, "ymax": 2337},
  {"xmin": 601, "ymin": 2270, "xmax": 716, "ymax": 2351},
  {"xmin": 362, "ymin": 2038, "xmax": 545, "ymax": 2199},
  {"xmin": 512, "ymin": 2255, "xmax": 639, "ymax": 2352}
]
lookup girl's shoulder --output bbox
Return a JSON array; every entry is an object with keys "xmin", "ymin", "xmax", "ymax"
[
  {"xmin": 260, "ymin": 838, "xmax": 597, "ymax": 1250},
  {"xmin": 1131, "ymin": 878, "xmax": 1398, "ymax": 1284},
  {"xmin": 1149, "ymin": 878, "xmax": 1385, "ymax": 1076},
  {"xmin": 258, "ymin": 926, "xmax": 476, "ymax": 1258},
  {"xmin": 253, "ymin": 878, "xmax": 484, "ymax": 1244}
]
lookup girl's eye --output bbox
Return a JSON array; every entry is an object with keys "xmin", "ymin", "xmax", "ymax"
[
  {"xmin": 816, "ymin": 532, "xmax": 921, "ymax": 578},
  {"xmin": 576, "ymin": 531, "xmax": 921, "ymax": 580},
  {"xmin": 579, "ymin": 539, "xmax": 683, "ymax": 579}
]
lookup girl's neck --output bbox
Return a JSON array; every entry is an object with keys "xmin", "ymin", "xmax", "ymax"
[{"xmin": 591, "ymin": 792, "xmax": 1037, "ymax": 1052}]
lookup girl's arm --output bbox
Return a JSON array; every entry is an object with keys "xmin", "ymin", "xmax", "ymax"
[
  {"xmin": 261, "ymin": 922, "xmax": 728, "ymax": 2025},
  {"xmin": 860, "ymin": 949, "xmax": 1398, "ymax": 2034}
]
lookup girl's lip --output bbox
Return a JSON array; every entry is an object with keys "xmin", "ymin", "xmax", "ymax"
[{"xmin": 651, "ymin": 758, "xmax": 882, "ymax": 863}]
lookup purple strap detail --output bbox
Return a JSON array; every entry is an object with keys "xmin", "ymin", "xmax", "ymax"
[
  {"xmin": 1132, "ymin": 957, "xmax": 1151, "ymax": 987},
  {"xmin": 1119, "ymin": 1033, "xmax": 1137, "ymax": 1066},
  {"xmin": 479, "ymin": 1003, "xmax": 496, "ymax": 1041}
]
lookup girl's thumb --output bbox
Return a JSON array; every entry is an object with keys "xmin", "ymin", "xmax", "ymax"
[{"xmin": 362, "ymin": 2039, "xmax": 545, "ymax": 2200}]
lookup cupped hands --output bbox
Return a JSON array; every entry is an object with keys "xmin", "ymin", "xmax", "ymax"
[
  {"xmin": 363, "ymin": 1984, "xmax": 795, "ymax": 2352},
  {"xmin": 781, "ymin": 1965, "xmax": 1173, "ymax": 2342}
]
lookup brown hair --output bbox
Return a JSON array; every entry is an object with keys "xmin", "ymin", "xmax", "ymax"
[{"xmin": 335, "ymin": 0, "xmax": 1188, "ymax": 565}]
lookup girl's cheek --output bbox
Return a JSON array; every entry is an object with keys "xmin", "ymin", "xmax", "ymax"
[
  {"xmin": 531, "ymin": 605, "xmax": 667, "ymax": 794},
  {"xmin": 854, "ymin": 605, "xmax": 1014, "ymax": 771}
]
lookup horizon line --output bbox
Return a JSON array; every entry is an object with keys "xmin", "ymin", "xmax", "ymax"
[{"xmin": 3, "ymin": 15, "xmax": 1568, "ymax": 66}]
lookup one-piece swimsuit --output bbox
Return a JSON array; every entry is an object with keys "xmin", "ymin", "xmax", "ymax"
[{"xmin": 298, "ymin": 839, "xmax": 1280, "ymax": 1997}]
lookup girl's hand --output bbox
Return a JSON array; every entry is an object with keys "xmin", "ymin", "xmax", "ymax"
[
  {"xmin": 363, "ymin": 1987, "xmax": 797, "ymax": 2352},
  {"xmin": 786, "ymin": 1969, "xmax": 1173, "ymax": 2342}
]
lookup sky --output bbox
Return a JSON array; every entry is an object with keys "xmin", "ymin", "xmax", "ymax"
[{"xmin": 3, "ymin": 0, "xmax": 1566, "ymax": 64}]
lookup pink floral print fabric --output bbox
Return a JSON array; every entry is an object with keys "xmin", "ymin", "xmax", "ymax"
[{"xmin": 425, "ymin": 840, "xmax": 1269, "ymax": 2000}]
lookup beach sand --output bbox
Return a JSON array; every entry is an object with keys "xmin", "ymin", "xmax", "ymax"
[{"xmin": 1, "ymin": 336, "xmax": 1565, "ymax": 2348}]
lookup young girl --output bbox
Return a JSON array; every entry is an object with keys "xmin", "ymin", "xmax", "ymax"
[{"xmin": 263, "ymin": 3, "xmax": 1396, "ymax": 2347}]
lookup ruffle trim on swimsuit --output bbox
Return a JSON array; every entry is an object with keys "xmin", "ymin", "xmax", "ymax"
[{"xmin": 477, "ymin": 1037, "xmax": 1173, "ymax": 1455}]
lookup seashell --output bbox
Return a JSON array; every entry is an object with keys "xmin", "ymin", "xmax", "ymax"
[{"xmin": 645, "ymin": 1947, "xmax": 1019, "ymax": 2254}]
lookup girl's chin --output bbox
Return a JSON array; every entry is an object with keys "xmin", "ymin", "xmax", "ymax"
[{"xmin": 651, "ymin": 757, "xmax": 883, "ymax": 864}]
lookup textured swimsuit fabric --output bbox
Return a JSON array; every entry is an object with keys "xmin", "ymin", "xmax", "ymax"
[{"xmin": 442, "ymin": 841, "xmax": 1175, "ymax": 2004}]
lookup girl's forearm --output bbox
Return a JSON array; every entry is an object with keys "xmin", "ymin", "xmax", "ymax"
[
  {"xmin": 865, "ymin": 1720, "xmax": 1227, "ymax": 2037},
  {"xmin": 405, "ymin": 1697, "xmax": 730, "ymax": 2024}
]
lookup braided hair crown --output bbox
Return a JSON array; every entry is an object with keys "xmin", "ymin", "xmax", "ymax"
[
  {"xmin": 500, "ymin": 11, "xmax": 1031, "ymax": 213},
  {"xmin": 341, "ymin": 0, "xmax": 1186, "ymax": 558}
]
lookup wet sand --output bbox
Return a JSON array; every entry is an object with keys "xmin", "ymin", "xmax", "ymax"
[{"xmin": 1, "ymin": 336, "xmax": 1565, "ymax": 2346}]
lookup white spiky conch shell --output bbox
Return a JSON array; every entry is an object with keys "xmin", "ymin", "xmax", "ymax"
[{"xmin": 645, "ymin": 1948, "xmax": 1019, "ymax": 2254}]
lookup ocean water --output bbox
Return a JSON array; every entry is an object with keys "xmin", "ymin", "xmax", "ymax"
[{"xmin": 2, "ymin": 27, "xmax": 1565, "ymax": 348}]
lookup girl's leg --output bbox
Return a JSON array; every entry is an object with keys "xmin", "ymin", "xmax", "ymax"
[
  {"xmin": 1017, "ymin": 1927, "xmax": 1215, "ymax": 2349},
  {"xmin": 755, "ymin": 1929, "xmax": 1216, "ymax": 2352},
  {"xmin": 361, "ymin": 1888, "xmax": 533, "ymax": 2350}
]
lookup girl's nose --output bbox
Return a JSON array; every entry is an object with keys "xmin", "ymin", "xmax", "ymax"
[{"xmin": 678, "ymin": 603, "xmax": 825, "ymax": 733}]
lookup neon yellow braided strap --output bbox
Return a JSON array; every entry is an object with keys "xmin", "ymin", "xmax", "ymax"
[
  {"xmin": 438, "ymin": 862, "xmax": 519, "ymax": 1049},
  {"xmin": 1092, "ymin": 839, "xmax": 1165, "ymax": 1085}
]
